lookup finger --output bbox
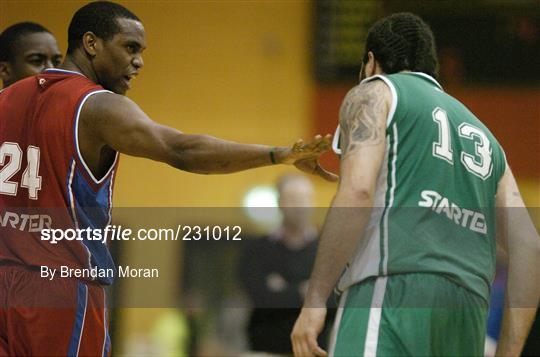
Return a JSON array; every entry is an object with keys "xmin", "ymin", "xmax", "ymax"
[
  {"xmin": 315, "ymin": 165, "xmax": 339, "ymax": 182},
  {"xmin": 307, "ymin": 334, "xmax": 327, "ymax": 357},
  {"xmin": 304, "ymin": 138, "xmax": 322, "ymax": 152},
  {"xmin": 292, "ymin": 329, "xmax": 306, "ymax": 357},
  {"xmin": 315, "ymin": 135, "xmax": 332, "ymax": 150},
  {"xmin": 322, "ymin": 134, "xmax": 333, "ymax": 146},
  {"xmin": 292, "ymin": 337, "xmax": 301, "ymax": 357},
  {"xmin": 315, "ymin": 140, "xmax": 331, "ymax": 152},
  {"xmin": 293, "ymin": 139, "xmax": 306, "ymax": 152},
  {"xmin": 299, "ymin": 337, "xmax": 314, "ymax": 357}
]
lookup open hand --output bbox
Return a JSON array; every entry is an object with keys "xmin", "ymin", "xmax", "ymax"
[{"xmin": 283, "ymin": 134, "xmax": 338, "ymax": 182}]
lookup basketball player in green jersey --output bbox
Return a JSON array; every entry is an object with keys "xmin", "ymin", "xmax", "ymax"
[{"xmin": 292, "ymin": 13, "xmax": 539, "ymax": 356}]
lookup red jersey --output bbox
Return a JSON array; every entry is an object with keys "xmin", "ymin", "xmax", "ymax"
[{"xmin": 0, "ymin": 69, "xmax": 118, "ymax": 284}]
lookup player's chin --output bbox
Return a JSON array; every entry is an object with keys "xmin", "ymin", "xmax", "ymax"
[{"xmin": 112, "ymin": 83, "xmax": 129, "ymax": 96}]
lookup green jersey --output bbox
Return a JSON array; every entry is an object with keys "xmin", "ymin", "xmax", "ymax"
[{"xmin": 337, "ymin": 72, "xmax": 507, "ymax": 302}]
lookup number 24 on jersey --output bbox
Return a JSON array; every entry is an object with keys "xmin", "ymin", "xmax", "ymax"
[{"xmin": 0, "ymin": 142, "xmax": 42, "ymax": 199}]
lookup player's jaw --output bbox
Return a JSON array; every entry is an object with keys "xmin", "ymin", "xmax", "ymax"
[
  {"xmin": 97, "ymin": 18, "xmax": 146, "ymax": 95},
  {"xmin": 97, "ymin": 58, "xmax": 141, "ymax": 95},
  {"xmin": 118, "ymin": 70, "xmax": 139, "ymax": 94}
]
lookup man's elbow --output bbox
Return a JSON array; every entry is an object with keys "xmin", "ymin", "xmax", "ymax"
[
  {"xmin": 166, "ymin": 135, "xmax": 213, "ymax": 174},
  {"xmin": 337, "ymin": 186, "xmax": 374, "ymax": 206}
]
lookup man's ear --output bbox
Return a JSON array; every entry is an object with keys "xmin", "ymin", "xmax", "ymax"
[
  {"xmin": 82, "ymin": 32, "xmax": 100, "ymax": 57},
  {"xmin": 365, "ymin": 51, "xmax": 376, "ymax": 77},
  {"xmin": 0, "ymin": 61, "xmax": 12, "ymax": 82},
  {"xmin": 365, "ymin": 51, "xmax": 384, "ymax": 76}
]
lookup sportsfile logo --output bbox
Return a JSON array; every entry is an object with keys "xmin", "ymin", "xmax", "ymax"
[
  {"xmin": 41, "ymin": 225, "xmax": 130, "ymax": 245},
  {"xmin": 418, "ymin": 190, "xmax": 487, "ymax": 234},
  {"xmin": 40, "ymin": 224, "xmax": 243, "ymax": 244}
]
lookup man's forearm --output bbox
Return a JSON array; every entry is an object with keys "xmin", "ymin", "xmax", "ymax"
[
  {"xmin": 496, "ymin": 308, "xmax": 537, "ymax": 356},
  {"xmin": 304, "ymin": 190, "xmax": 372, "ymax": 307},
  {"xmin": 496, "ymin": 209, "xmax": 540, "ymax": 356},
  {"xmin": 169, "ymin": 134, "xmax": 289, "ymax": 174}
]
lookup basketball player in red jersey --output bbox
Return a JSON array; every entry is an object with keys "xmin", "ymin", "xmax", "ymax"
[
  {"xmin": 0, "ymin": 22, "xmax": 62, "ymax": 88},
  {"xmin": 0, "ymin": 2, "xmax": 336, "ymax": 355}
]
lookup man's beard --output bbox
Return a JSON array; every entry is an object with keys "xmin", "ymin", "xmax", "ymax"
[{"xmin": 359, "ymin": 63, "xmax": 366, "ymax": 81}]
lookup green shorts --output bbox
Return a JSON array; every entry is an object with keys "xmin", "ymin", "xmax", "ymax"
[{"xmin": 329, "ymin": 273, "xmax": 488, "ymax": 357}]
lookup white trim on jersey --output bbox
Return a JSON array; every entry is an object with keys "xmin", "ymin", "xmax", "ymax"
[
  {"xmin": 363, "ymin": 276, "xmax": 388, "ymax": 357},
  {"xmin": 74, "ymin": 90, "xmax": 119, "ymax": 184},
  {"xmin": 106, "ymin": 170, "xmax": 115, "ymax": 226},
  {"xmin": 382, "ymin": 124, "xmax": 398, "ymax": 275},
  {"xmin": 68, "ymin": 159, "xmax": 79, "ymax": 229},
  {"xmin": 332, "ymin": 124, "xmax": 341, "ymax": 155},
  {"xmin": 101, "ymin": 287, "xmax": 108, "ymax": 357},
  {"xmin": 409, "ymin": 71, "xmax": 443, "ymax": 90},
  {"xmin": 68, "ymin": 160, "xmax": 79, "ymax": 229},
  {"xmin": 68, "ymin": 159, "xmax": 93, "ymax": 270},
  {"xmin": 332, "ymin": 74, "xmax": 398, "ymax": 155},
  {"xmin": 76, "ymin": 285, "xmax": 89, "ymax": 357},
  {"xmin": 328, "ymin": 289, "xmax": 349, "ymax": 357},
  {"xmin": 361, "ymin": 75, "xmax": 398, "ymax": 128},
  {"xmin": 43, "ymin": 68, "xmax": 86, "ymax": 77}
]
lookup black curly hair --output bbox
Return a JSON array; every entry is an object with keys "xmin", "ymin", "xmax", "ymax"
[
  {"xmin": 363, "ymin": 12, "xmax": 439, "ymax": 78},
  {"xmin": 67, "ymin": 1, "xmax": 140, "ymax": 54}
]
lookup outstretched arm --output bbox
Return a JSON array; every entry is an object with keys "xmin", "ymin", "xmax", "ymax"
[
  {"xmin": 495, "ymin": 168, "xmax": 540, "ymax": 356},
  {"xmin": 291, "ymin": 79, "xmax": 390, "ymax": 357},
  {"xmin": 79, "ymin": 92, "xmax": 336, "ymax": 180}
]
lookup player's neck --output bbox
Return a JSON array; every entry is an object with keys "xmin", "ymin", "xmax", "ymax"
[{"xmin": 60, "ymin": 54, "xmax": 98, "ymax": 84}]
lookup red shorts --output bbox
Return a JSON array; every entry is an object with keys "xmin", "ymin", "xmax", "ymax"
[{"xmin": 0, "ymin": 264, "xmax": 111, "ymax": 356}]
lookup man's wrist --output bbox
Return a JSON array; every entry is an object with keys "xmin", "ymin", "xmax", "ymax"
[
  {"xmin": 303, "ymin": 291, "xmax": 329, "ymax": 308},
  {"xmin": 270, "ymin": 147, "xmax": 291, "ymax": 165}
]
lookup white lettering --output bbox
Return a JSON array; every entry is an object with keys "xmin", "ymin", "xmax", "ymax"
[{"xmin": 418, "ymin": 190, "xmax": 487, "ymax": 235}]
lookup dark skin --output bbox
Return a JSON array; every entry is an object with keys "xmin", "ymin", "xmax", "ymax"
[
  {"xmin": 61, "ymin": 18, "xmax": 337, "ymax": 180},
  {"xmin": 0, "ymin": 31, "xmax": 62, "ymax": 88}
]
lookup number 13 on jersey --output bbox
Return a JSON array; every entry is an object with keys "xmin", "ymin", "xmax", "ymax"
[{"xmin": 432, "ymin": 107, "xmax": 493, "ymax": 180}]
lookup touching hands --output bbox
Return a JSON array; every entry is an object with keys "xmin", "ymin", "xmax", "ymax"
[{"xmin": 280, "ymin": 134, "xmax": 338, "ymax": 182}]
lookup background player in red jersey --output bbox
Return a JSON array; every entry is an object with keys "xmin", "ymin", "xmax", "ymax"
[
  {"xmin": 0, "ymin": 1, "xmax": 336, "ymax": 356},
  {"xmin": 0, "ymin": 22, "xmax": 62, "ymax": 88}
]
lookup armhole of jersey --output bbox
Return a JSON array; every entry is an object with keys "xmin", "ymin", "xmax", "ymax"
[
  {"xmin": 332, "ymin": 75, "xmax": 398, "ymax": 155},
  {"xmin": 361, "ymin": 75, "xmax": 398, "ymax": 128},
  {"xmin": 74, "ymin": 89, "xmax": 119, "ymax": 184},
  {"xmin": 499, "ymin": 148, "xmax": 509, "ymax": 186},
  {"xmin": 332, "ymin": 124, "xmax": 342, "ymax": 155},
  {"xmin": 502, "ymin": 148, "xmax": 508, "ymax": 175}
]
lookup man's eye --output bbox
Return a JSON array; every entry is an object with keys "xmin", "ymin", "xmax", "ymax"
[
  {"xmin": 126, "ymin": 45, "xmax": 136, "ymax": 53},
  {"xmin": 28, "ymin": 57, "xmax": 44, "ymax": 66}
]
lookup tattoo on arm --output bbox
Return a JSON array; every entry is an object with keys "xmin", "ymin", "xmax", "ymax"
[{"xmin": 339, "ymin": 80, "xmax": 389, "ymax": 156}]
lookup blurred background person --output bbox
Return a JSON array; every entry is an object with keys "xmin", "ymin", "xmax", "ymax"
[
  {"xmin": 239, "ymin": 174, "xmax": 334, "ymax": 354},
  {"xmin": 0, "ymin": 22, "xmax": 61, "ymax": 88}
]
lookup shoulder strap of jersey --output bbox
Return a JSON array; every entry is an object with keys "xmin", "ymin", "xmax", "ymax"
[{"xmin": 332, "ymin": 74, "xmax": 398, "ymax": 155}]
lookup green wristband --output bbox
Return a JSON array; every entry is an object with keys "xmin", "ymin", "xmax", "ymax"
[{"xmin": 269, "ymin": 148, "xmax": 277, "ymax": 164}]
